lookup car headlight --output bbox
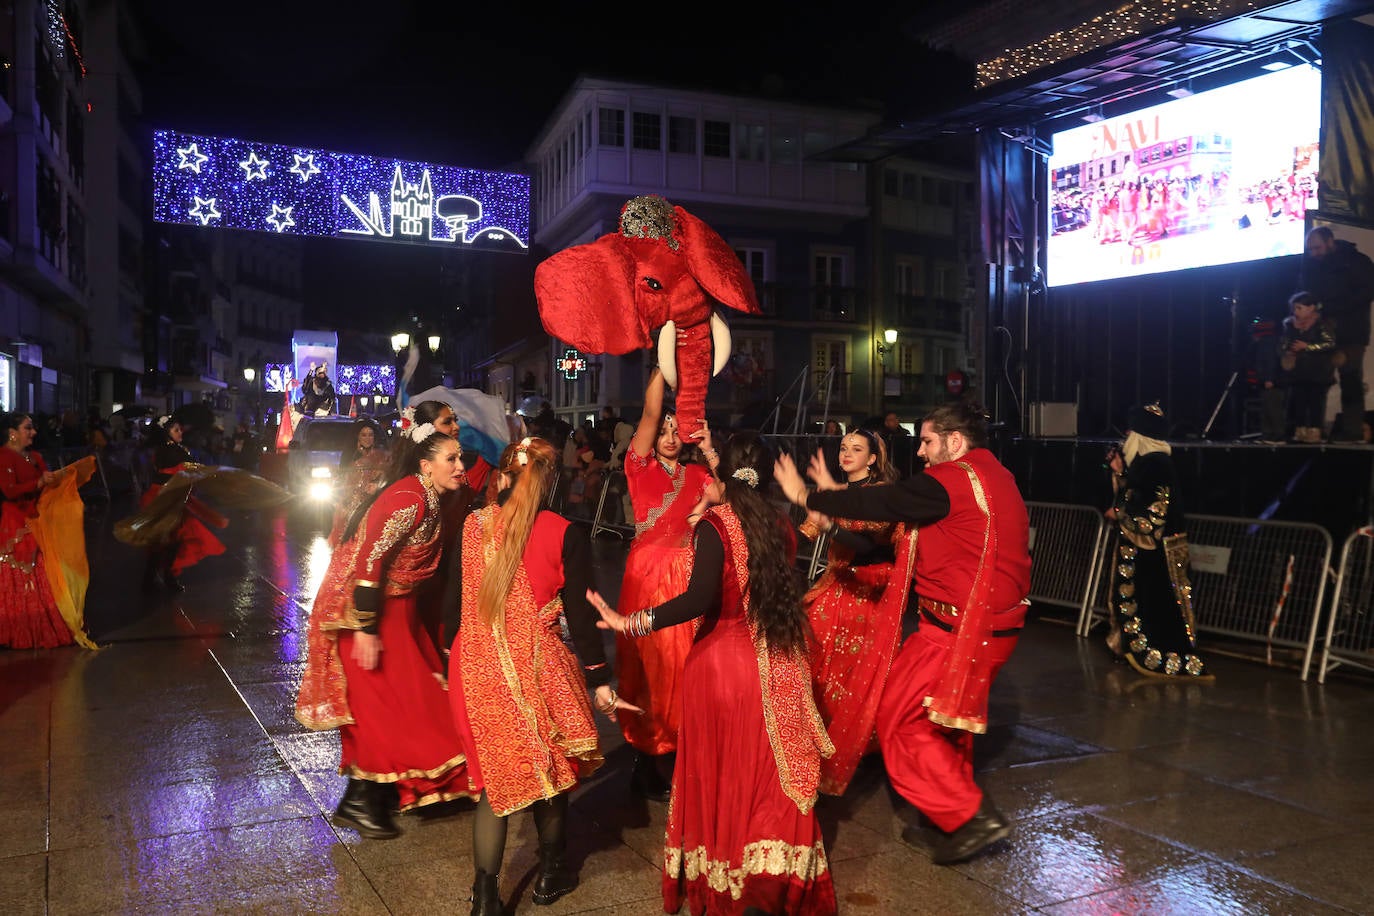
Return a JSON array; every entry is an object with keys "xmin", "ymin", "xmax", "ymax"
[
  {"xmin": 308, "ymin": 481, "xmax": 333, "ymax": 502},
  {"xmin": 310, "ymin": 466, "xmax": 332, "ymax": 479}
]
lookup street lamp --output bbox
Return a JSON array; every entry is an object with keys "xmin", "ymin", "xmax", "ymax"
[
  {"xmin": 427, "ymin": 334, "xmax": 441, "ymax": 352},
  {"xmin": 243, "ymin": 367, "xmax": 255, "ymax": 383},
  {"xmin": 391, "ymin": 331, "xmax": 410, "ymax": 352}
]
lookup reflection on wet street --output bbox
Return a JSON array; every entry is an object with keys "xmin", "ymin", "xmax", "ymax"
[{"xmin": 3, "ymin": 497, "xmax": 1373, "ymax": 914}]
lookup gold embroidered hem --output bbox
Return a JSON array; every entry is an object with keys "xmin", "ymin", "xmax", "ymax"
[
  {"xmin": 344, "ymin": 751, "xmax": 469, "ymax": 784},
  {"xmin": 923, "ymin": 698, "xmax": 990, "ymax": 735},
  {"xmin": 401, "ymin": 787, "xmax": 482, "ymax": 812},
  {"xmin": 665, "ymin": 839, "xmax": 830, "ymax": 901}
]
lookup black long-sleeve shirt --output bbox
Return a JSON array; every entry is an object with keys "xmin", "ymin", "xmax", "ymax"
[{"xmin": 804, "ymin": 473, "xmax": 951, "ymax": 526}]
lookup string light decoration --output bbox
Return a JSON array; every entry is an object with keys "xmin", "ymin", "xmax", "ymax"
[
  {"xmin": 976, "ymin": 1, "xmax": 1274, "ymax": 87},
  {"xmin": 154, "ymin": 129, "xmax": 530, "ymax": 251},
  {"xmin": 336, "ymin": 365, "xmax": 396, "ymax": 396}
]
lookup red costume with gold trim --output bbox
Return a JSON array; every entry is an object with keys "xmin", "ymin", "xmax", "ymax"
[
  {"xmin": 139, "ymin": 441, "xmax": 226, "ymax": 575},
  {"xmin": 800, "ymin": 492, "xmax": 898, "ymax": 796},
  {"xmin": 807, "ymin": 448, "xmax": 1031, "ymax": 833},
  {"xmin": 661, "ymin": 505, "xmax": 836, "ymax": 916},
  {"xmin": 615, "ymin": 446, "xmax": 712, "ymax": 755},
  {"xmin": 0, "ymin": 448, "xmax": 73, "ymax": 648},
  {"xmin": 449, "ymin": 503, "xmax": 604, "ymax": 816},
  {"xmin": 327, "ymin": 448, "xmax": 389, "ymax": 548},
  {"xmin": 295, "ymin": 474, "xmax": 474, "ymax": 811}
]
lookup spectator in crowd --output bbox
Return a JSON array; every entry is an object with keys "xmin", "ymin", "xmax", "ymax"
[{"xmin": 1301, "ymin": 226, "xmax": 1374, "ymax": 441}]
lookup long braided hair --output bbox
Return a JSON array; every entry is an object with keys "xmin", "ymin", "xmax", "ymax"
[{"xmin": 475, "ymin": 437, "xmax": 559, "ymax": 628}]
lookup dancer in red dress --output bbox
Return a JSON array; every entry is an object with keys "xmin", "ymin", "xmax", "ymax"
[
  {"xmin": 295, "ymin": 422, "xmax": 476, "ymax": 839},
  {"xmin": 592, "ymin": 433, "xmax": 836, "ymax": 916},
  {"xmin": 616, "ymin": 367, "xmax": 719, "ymax": 800},
  {"xmin": 326, "ymin": 419, "xmax": 388, "ymax": 548},
  {"xmin": 777, "ymin": 402, "xmax": 1032, "ymax": 866},
  {"xmin": 137, "ymin": 417, "xmax": 226, "ymax": 592},
  {"xmin": 797, "ymin": 429, "xmax": 899, "ymax": 795},
  {"xmin": 449, "ymin": 437, "xmax": 636, "ymax": 915},
  {"xmin": 0, "ymin": 412, "xmax": 75, "ymax": 648}
]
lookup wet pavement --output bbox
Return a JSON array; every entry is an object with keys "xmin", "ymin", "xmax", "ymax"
[{"xmin": 4, "ymin": 494, "xmax": 1374, "ymax": 915}]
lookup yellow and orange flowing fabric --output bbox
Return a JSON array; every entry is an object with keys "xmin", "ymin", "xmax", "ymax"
[{"xmin": 31, "ymin": 456, "xmax": 99, "ymax": 649}]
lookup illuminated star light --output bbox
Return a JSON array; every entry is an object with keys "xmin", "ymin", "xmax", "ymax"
[
  {"xmin": 289, "ymin": 152, "xmax": 320, "ymax": 183},
  {"xmin": 239, "ymin": 151, "xmax": 270, "ymax": 181},
  {"xmin": 176, "ymin": 142, "xmax": 209, "ymax": 173},
  {"xmin": 265, "ymin": 203, "xmax": 295, "ymax": 233},
  {"xmin": 189, "ymin": 197, "xmax": 221, "ymax": 226}
]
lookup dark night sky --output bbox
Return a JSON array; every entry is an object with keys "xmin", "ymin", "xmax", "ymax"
[{"xmin": 130, "ymin": 3, "xmax": 976, "ymax": 330}]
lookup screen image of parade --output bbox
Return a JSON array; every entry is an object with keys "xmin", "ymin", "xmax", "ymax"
[{"xmin": 1047, "ymin": 63, "xmax": 1320, "ymax": 288}]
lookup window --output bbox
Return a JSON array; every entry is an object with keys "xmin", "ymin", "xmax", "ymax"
[
  {"xmin": 894, "ymin": 258, "xmax": 922, "ymax": 296},
  {"xmin": 813, "ymin": 253, "xmax": 845, "ymax": 287},
  {"xmin": 933, "ymin": 263, "xmax": 956, "ymax": 299},
  {"xmin": 632, "ymin": 112, "xmax": 661, "ymax": 151},
  {"xmin": 922, "ymin": 177, "xmax": 938, "ymax": 205},
  {"xmin": 668, "ymin": 116, "xmax": 696, "ymax": 154},
  {"xmin": 585, "ymin": 112, "xmax": 592, "ymax": 150},
  {"xmin": 901, "ymin": 173, "xmax": 916, "ymax": 201},
  {"xmin": 803, "ymin": 130, "xmax": 832, "ymax": 158},
  {"xmin": 938, "ymin": 180, "xmax": 953, "ymax": 207},
  {"xmin": 735, "ymin": 248, "xmax": 767, "ymax": 284},
  {"xmin": 704, "ymin": 120, "xmax": 731, "ymax": 158},
  {"xmin": 598, "ymin": 107, "xmax": 624, "ymax": 147},
  {"xmin": 884, "ymin": 169, "xmax": 899, "ymax": 197},
  {"xmin": 736, "ymin": 123, "xmax": 765, "ymax": 162}
]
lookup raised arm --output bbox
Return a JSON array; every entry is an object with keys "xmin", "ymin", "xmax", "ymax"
[{"xmin": 629, "ymin": 368, "xmax": 667, "ymax": 459}]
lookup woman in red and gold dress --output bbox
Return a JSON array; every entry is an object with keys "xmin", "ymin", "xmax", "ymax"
[
  {"xmin": 295, "ymin": 422, "xmax": 476, "ymax": 840},
  {"xmin": 449, "ymin": 437, "xmax": 636, "ymax": 915},
  {"xmin": 326, "ymin": 418, "xmax": 388, "ymax": 548},
  {"xmin": 138, "ymin": 417, "xmax": 226, "ymax": 592},
  {"xmin": 0, "ymin": 412, "xmax": 75, "ymax": 648},
  {"xmin": 591, "ymin": 432, "xmax": 837, "ymax": 916},
  {"xmin": 617, "ymin": 367, "xmax": 719, "ymax": 800},
  {"xmin": 798, "ymin": 429, "xmax": 900, "ymax": 796}
]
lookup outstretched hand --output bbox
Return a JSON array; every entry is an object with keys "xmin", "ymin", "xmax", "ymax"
[
  {"xmin": 773, "ymin": 453, "xmax": 808, "ymax": 507},
  {"xmin": 807, "ymin": 449, "xmax": 841, "ymax": 491},
  {"xmin": 593, "ymin": 684, "xmax": 643, "ymax": 722},
  {"xmin": 586, "ymin": 589, "xmax": 629, "ymax": 633}
]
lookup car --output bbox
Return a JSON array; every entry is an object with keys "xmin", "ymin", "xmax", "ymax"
[{"xmin": 286, "ymin": 417, "xmax": 362, "ymax": 505}]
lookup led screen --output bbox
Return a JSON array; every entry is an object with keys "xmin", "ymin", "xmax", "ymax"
[
  {"xmin": 153, "ymin": 130, "xmax": 530, "ymax": 251},
  {"xmin": 1047, "ymin": 64, "xmax": 1320, "ymax": 287}
]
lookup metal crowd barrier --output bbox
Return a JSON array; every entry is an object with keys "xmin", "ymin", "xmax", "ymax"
[
  {"xmin": 1022, "ymin": 501, "xmax": 1109, "ymax": 629},
  {"xmin": 1314, "ymin": 525, "xmax": 1374, "ymax": 684},
  {"xmin": 1077, "ymin": 511, "xmax": 1334, "ymax": 679}
]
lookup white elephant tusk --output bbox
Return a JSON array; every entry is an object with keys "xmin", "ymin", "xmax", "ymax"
[
  {"xmin": 710, "ymin": 310, "xmax": 732, "ymax": 377},
  {"xmin": 657, "ymin": 320, "xmax": 678, "ymax": 389}
]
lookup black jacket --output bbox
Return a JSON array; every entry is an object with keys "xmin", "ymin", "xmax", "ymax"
[{"xmin": 1300, "ymin": 239, "xmax": 1374, "ymax": 347}]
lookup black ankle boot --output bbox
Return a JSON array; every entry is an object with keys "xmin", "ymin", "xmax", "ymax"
[
  {"xmin": 331, "ymin": 779, "xmax": 399, "ymax": 839},
  {"xmin": 531, "ymin": 841, "xmax": 577, "ymax": 905},
  {"xmin": 470, "ymin": 868, "xmax": 501, "ymax": 916}
]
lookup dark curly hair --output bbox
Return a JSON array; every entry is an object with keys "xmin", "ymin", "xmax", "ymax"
[
  {"xmin": 341, "ymin": 428, "xmax": 454, "ymax": 544},
  {"xmin": 716, "ymin": 431, "xmax": 809, "ymax": 655}
]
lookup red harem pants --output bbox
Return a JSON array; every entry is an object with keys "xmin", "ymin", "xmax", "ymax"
[{"xmin": 875, "ymin": 624, "xmax": 1019, "ymax": 832}]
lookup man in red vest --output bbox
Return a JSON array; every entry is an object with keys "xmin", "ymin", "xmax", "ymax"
[{"xmin": 775, "ymin": 401, "xmax": 1032, "ymax": 865}]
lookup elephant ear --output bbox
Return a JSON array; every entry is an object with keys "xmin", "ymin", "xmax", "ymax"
[
  {"xmin": 533, "ymin": 234, "xmax": 652, "ymax": 355},
  {"xmin": 675, "ymin": 206, "xmax": 762, "ymax": 315}
]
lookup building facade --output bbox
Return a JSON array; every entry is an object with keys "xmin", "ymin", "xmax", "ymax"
[{"xmin": 512, "ymin": 76, "xmax": 980, "ymax": 436}]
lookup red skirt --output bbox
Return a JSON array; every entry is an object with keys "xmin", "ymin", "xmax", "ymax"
[
  {"xmin": 0, "ymin": 506, "xmax": 73, "ymax": 649},
  {"xmin": 337, "ymin": 592, "xmax": 475, "ymax": 810},
  {"xmin": 664, "ymin": 620, "xmax": 835, "ymax": 916},
  {"xmin": 616, "ymin": 539, "xmax": 696, "ymax": 755},
  {"xmin": 805, "ymin": 562, "xmax": 898, "ymax": 795},
  {"xmin": 140, "ymin": 485, "xmax": 226, "ymax": 575}
]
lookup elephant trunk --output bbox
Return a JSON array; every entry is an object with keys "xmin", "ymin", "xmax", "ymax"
[{"xmin": 670, "ymin": 320, "xmax": 712, "ymax": 440}]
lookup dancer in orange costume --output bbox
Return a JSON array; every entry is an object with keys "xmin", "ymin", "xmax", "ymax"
[
  {"xmin": 797, "ymin": 428, "xmax": 899, "ymax": 795},
  {"xmin": 615, "ymin": 366, "xmax": 718, "ymax": 800},
  {"xmin": 449, "ymin": 437, "xmax": 636, "ymax": 914}
]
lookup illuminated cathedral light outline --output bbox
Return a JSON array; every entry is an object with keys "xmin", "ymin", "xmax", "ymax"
[
  {"xmin": 189, "ymin": 196, "xmax": 221, "ymax": 225},
  {"xmin": 154, "ymin": 130, "xmax": 530, "ymax": 251},
  {"xmin": 265, "ymin": 203, "xmax": 295, "ymax": 233},
  {"xmin": 289, "ymin": 152, "xmax": 320, "ymax": 183},
  {"xmin": 239, "ymin": 151, "xmax": 270, "ymax": 181},
  {"xmin": 176, "ymin": 142, "xmax": 209, "ymax": 174}
]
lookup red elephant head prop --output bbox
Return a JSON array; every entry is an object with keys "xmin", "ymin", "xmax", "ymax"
[{"xmin": 533, "ymin": 196, "xmax": 761, "ymax": 438}]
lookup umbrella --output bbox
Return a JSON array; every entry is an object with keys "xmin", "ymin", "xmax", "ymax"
[
  {"xmin": 171, "ymin": 402, "xmax": 217, "ymax": 430},
  {"xmin": 112, "ymin": 405, "xmax": 156, "ymax": 418}
]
